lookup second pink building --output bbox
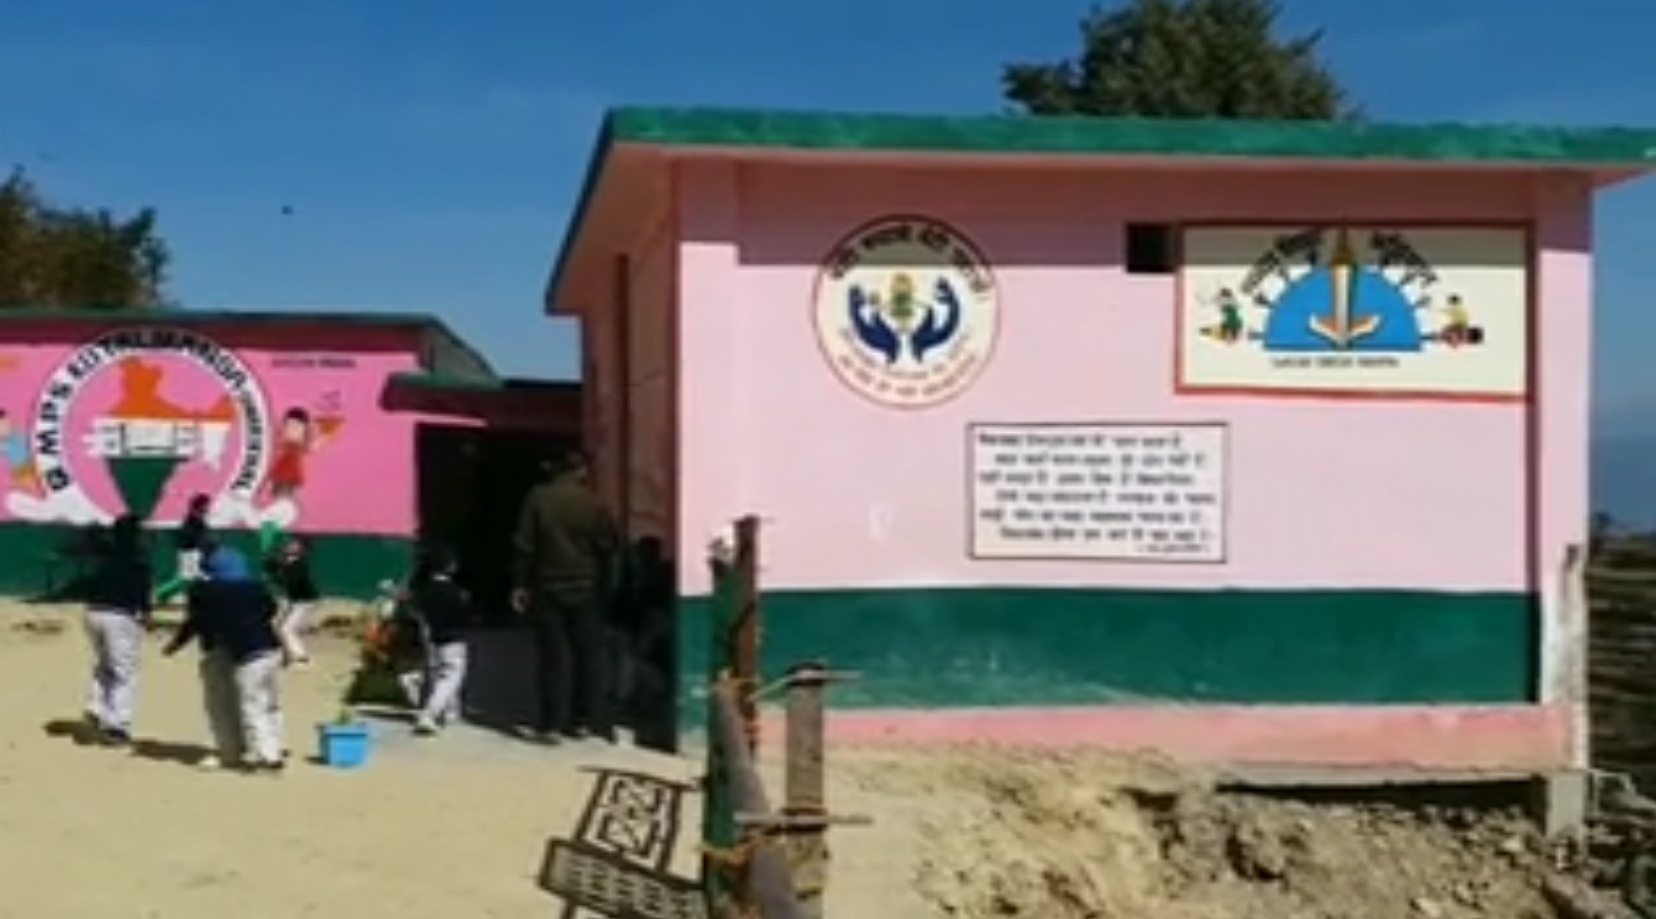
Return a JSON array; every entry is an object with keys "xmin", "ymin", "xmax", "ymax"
[{"xmin": 545, "ymin": 107, "xmax": 1656, "ymax": 796}]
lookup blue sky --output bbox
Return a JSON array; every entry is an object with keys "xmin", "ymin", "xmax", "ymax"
[{"xmin": 2, "ymin": 0, "xmax": 1653, "ymax": 432}]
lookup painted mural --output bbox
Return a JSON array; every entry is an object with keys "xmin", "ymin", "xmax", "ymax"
[
  {"xmin": 1178, "ymin": 226, "xmax": 1528, "ymax": 398},
  {"xmin": 812, "ymin": 215, "xmax": 999, "ymax": 408},
  {"xmin": 0, "ymin": 326, "xmax": 348, "ymax": 529}
]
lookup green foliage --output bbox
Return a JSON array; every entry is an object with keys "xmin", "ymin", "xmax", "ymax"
[
  {"xmin": 0, "ymin": 169, "xmax": 170, "ymax": 309},
  {"xmin": 1003, "ymin": 0, "xmax": 1358, "ymax": 120}
]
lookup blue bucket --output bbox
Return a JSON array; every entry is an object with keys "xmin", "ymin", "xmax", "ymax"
[{"xmin": 318, "ymin": 722, "xmax": 372, "ymax": 769}]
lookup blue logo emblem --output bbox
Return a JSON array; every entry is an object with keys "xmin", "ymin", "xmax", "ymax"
[{"xmin": 814, "ymin": 217, "xmax": 998, "ymax": 408}]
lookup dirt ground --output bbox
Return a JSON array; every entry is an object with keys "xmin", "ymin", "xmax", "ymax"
[
  {"xmin": 0, "ymin": 600, "xmax": 1640, "ymax": 918},
  {"xmin": 841, "ymin": 747, "xmax": 1644, "ymax": 919}
]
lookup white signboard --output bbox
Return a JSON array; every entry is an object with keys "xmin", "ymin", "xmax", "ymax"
[
  {"xmin": 969, "ymin": 423, "xmax": 1227, "ymax": 562},
  {"xmin": 1178, "ymin": 226, "xmax": 1528, "ymax": 398}
]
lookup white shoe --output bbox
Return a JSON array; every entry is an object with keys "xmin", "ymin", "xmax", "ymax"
[{"xmin": 196, "ymin": 755, "xmax": 224, "ymax": 771}]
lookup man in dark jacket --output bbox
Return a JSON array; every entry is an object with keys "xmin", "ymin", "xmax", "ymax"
[{"xmin": 511, "ymin": 449, "xmax": 619, "ymax": 743}]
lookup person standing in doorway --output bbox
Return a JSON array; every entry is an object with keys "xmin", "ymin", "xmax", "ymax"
[
  {"xmin": 81, "ymin": 514, "xmax": 154, "ymax": 746},
  {"xmin": 511, "ymin": 449, "xmax": 620, "ymax": 744}
]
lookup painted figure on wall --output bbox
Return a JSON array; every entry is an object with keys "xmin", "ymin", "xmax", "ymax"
[
  {"xmin": 266, "ymin": 394, "xmax": 343, "ymax": 501},
  {"xmin": 0, "ymin": 327, "xmax": 346, "ymax": 529},
  {"xmin": 0, "ymin": 408, "xmax": 37, "ymax": 496},
  {"xmin": 1198, "ymin": 288, "xmax": 1249, "ymax": 343},
  {"xmin": 848, "ymin": 271, "xmax": 964, "ymax": 366}
]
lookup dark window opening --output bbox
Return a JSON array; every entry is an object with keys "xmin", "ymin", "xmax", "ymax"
[{"xmin": 1125, "ymin": 223, "xmax": 1177, "ymax": 275}]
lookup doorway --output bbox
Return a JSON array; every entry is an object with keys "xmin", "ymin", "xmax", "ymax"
[
  {"xmin": 413, "ymin": 421, "xmax": 677, "ymax": 750},
  {"xmin": 416, "ymin": 422, "xmax": 564, "ymax": 620}
]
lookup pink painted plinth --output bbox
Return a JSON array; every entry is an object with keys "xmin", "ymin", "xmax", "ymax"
[{"xmin": 756, "ymin": 704, "xmax": 1571, "ymax": 773}]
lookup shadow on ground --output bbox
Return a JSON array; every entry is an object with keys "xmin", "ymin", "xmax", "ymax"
[
  {"xmin": 457, "ymin": 626, "xmax": 679, "ymax": 753},
  {"xmin": 459, "ymin": 627, "xmax": 540, "ymax": 738},
  {"xmin": 340, "ymin": 623, "xmax": 679, "ymax": 758},
  {"xmin": 537, "ymin": 767, "xmax": 708, "ymax": 919},
  {"xmin": 42, "ymin": 717, "xmax": 213, "ymax": 767}
]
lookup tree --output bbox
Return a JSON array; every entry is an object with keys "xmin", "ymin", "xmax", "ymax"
[
  {"xmin": 1591, "ymin": 510, "xmax": 1617, "ymax": 557},
  {"xmin": 1003, "ymin": 0, "xmax": 1358, "ymax": 120},
  {"xmin": 0, "ymin": 169, "xmax": 170, "ymax": 309}
]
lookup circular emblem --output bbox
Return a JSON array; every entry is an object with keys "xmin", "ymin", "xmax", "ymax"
[
  {"xmin": 8, "ymin": 326, "xmax": 273, "ymax": 525},
  {"xmin": 812, "ymin": 216, "xmax": 998, "ymax": 408}
]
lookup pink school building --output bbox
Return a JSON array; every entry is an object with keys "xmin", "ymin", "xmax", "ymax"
[
  {"xmin": 0, "ymin": 309, "xmax": 577, "ymax": 603},
  {"xmin": 546, "ymin": 108, "xmax": 1656, "ymax": 781}
]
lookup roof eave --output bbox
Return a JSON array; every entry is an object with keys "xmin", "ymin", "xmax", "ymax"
[
  {"xmin": 542, "ymin": 106, "xmax": 1656, "ymax": 316},
  {"xmin": 543, "ymin": 113, "xmax": 619, "ymax": 317}
]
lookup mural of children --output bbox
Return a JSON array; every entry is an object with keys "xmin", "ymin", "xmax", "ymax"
[
  {"xmin": 1201, "ymin": 288, "xmax": 1248, "ymax": 343},
  {"xmin": 267, "ymin": 408, "xmax": 313, "ymax": 500},
  {"xmin": 1444, "ymin": 295, "xmax": 1470, "ymax": 336},
  {"xmin": 265, "ymin": 400, "xmax": 343, "ymax": 502},
  {"xmin": 1438, "ymin": 294, "xmax": 1483, "ymax": 347},
  {"xmin": 0, "ymin": 408, "xmax": 37, "ymax": 494}
]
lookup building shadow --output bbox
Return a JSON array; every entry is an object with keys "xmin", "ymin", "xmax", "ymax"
[
  {"xmin": 460, "ymin": 625, "xmax": 541, "ymax": 738},
  {"xmin": 460, "ymin": 625, "xmax": 679, "ymax": 752},
  {"xmin": 537, "ymin": 767, "xmax": 707, "ymax": 919}
]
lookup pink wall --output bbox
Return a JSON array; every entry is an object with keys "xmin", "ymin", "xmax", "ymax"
[
  {"xmin": 673, "ymin": 161, "xmax": 1593, "ymax": 597},
  {"xmin": 0, "ymin": 321, "xmax": 421, "ymax": 535}
]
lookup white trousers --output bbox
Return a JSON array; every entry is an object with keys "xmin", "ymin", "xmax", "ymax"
[
  {"xmin": 276, "ymin": 600, "xmax": 315, "ymax": 662},
  {"xmin": 407, "ymin": 641, "xmax": 468, "ymax": 727},
  {"xmin": 234, "ymin": 651, "xmax": 285, "ymax": 763},
  {"xmin": 84, "ymin": 609, "xmax": 143, "ymax": 731},
  {"xmin": 198, "ymin": 650, "xmax": 243, "ymax": 761}
]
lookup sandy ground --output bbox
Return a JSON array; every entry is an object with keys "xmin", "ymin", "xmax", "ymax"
[
  {"xmin": 0, "ymin": 599, "xmax": 1641, "ymax": 919},
  {"xmin": 0, "ymin": 600, "xmax": 934, "ymax": 919}
]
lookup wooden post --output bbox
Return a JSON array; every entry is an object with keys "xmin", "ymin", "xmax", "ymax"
[
  {"xmin": 711, "ymin": 682, "xmax": 807, "ymax": 919},
  {"xmin": 733, "ymin": 515, "xmax": 762, "ymax": 755},
  {"xmin": 783, "ymin": 662, "xmax": 830, "ymax": 918},
  {"xmin": 701, "ymin": 545, "xmax": 740, "ymax": 904}
]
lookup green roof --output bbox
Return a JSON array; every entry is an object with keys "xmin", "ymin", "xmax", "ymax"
[
  {"xmin": 0, "ymin": 307, "xmax": 495, "ymax": 382},
  {"xmin": 387, "ymin": 371, "xmax": 577, "ymax": 394},
  {"xmin": 599, "ymin": 106, "xmax": 1656, "ymax": 166},
  {"xmin": 547, "ymin": 106, "xmax": 1656, "ymax": 311}
]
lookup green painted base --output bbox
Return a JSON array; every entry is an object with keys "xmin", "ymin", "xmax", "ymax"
[
  {"xmin": 678, "ymin": 586, "xmax": 1537, "ymax": 718},
  {"xmin": 0, "ymin": 522, "xmax": 411, "ymax": 601}
]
